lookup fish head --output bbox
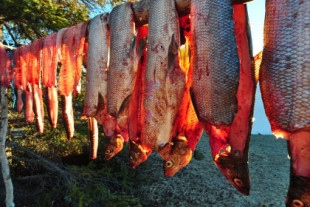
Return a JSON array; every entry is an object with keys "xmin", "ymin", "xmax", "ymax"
[
  {"xmin": 286, "ymin": 175, "xmax": 310, "ymax": 207},
  {"xmin": 214, "ymin": 151, "xmax": 250, "ymax": 195},
  {"xmin": 129, "ymin": 141, "xmax": 152, "ymax": 168},
  {"xmin": 104, "ymin": 134, "xmax": 124, "ymax": 160},
  {"xmin": 163, "ymin": 136, "xmax": 192, "ymax": 177}
]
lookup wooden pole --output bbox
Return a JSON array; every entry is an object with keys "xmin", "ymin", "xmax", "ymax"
[
  {"xmin": 0, "ymin": 86, "xmax": 14, "ymax": 207},
  {"xmin": 132, "ymin": 0, "xmax": 256, "ymax": 27}
]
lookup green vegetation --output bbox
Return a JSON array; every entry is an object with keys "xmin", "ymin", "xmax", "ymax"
[
  {"xmin": 0, "ymin": 0, "xmax": 132, "ymax": 45},
  {"xmin": 5, "ymin": 84, "xmax": 142, "ymax": 206}
]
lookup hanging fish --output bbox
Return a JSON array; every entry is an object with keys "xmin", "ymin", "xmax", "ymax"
[
  {"xmin": 107, "ymin": 2, "xmax": 146, "ymax": 118},
  {"xmin": 141, "ymin": 0, "xmax": 186, "ymax": 157},
  {"xmin": 88, "ymin": 117, "xmax": 99, "ymax": 160},
  {"xmin": 83, "ymin": 13, "xmax": 110, "ymax": 118},
  {"xmin": 42, "ymin": 32, "xmax": 58, "ymax": 88},
  {"xmin": 1, "ymin": 52, "xmax": 13, "ymax": 87},
  {"xmin": 33, "ymin": 84, "xmax": 44, "ymax": 133},
  {"xmin": 59, "ymin": 26, "xmax": 77, "ymax": 97},
  {"xmin": 13, "ymin": 47, "xmax": 22, "ymax": 89},
  {"xmin": 128, "ymin": 25, "xmax": 152, "ymax": 168},
  {"xmin": 190, "ymin": 0, "xmax": 240, "ymax": 129},
  {"xmin": 73, "ymin": 21, "xmax": 88, "ymax": 95},
  {"xmin": 163, "ymin": 136, "xmax": 192, "ymax": 176},
  {"xmin": 260, "ymin": 0, "xmax": 310, "ymax": 205},
  {"xmin": 104, "ymin": 134, "xmax": 124, "ymax": 160},
  {"xmin": 162, "ymin": 33, "xmax": 203, "ymax": 176},
  {"xmin": 25, "ymin": 83, "xmax": 35, "ymax": 123},
  {"xmin": 46, "ymin": 86, "xmax": 58, "ymax": 128},
  {"xmin": 16, "ymin": 88, "xmax": 24, "ymax": 113},
  {"xmin": 56, "ymin": 27, "xmax": 68, "ymax": 64},
  {"xmin": 28, "ymin": 39, "xmax": 43, "ymax": 86},
  {"xmin": 12, "ymin": 48, "xmax": 24, "ymax": 113},
  {"xmin": 190, "ymin": 0, "xmax": 256, "ymax": 195},
  {"xmin": 0, "ymin": 42, "xmax": 6, "ymax": 76},
  {"xmin": 61, "ymin": 93, "xmax": 74, "ymax": 140},
  {"xmin": 205, "ymin": 4, "xmax": 255, "ymax": 195}
]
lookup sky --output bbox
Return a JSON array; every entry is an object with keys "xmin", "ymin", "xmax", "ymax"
[{"xmin": 247, "ymin": 0, "xmax": 273, "ymax": 134}]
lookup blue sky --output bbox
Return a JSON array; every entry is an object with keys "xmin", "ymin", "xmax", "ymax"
[{"xmin": 247, "ymin": 0, "xmax": 273, "ymax": 134}]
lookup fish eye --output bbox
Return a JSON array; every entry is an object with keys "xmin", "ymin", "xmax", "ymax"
[
  {"xmin": 292, "ymin": 199, "xmax": 304, "ymax": 207},
  {"xmin": 166, "ymin": 161, "xmax": 173, "ymax": 168},
  {"xmin": 105, "ymin": 149, "xmax": 113, "ymax": 154},
  {"xmin": 233, "ymin": 178, "xmax": 243, "ymax": 187}
]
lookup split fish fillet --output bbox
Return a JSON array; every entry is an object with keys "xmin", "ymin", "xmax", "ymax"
[
  {"xmin": 190, "ymin": 0, "xmax": 240, "ymax": 128},
  {"xmin": 46, "ymin": 86, "xmax": 58, "ymax": 128},
  {"xmin": 73, "ymin": 22, "xmax": 88, "ymax": 94},
  {"xmin": 25, "ymin": 83, "xmax": 35, "ymax": 122},
  {"xmin": 260, "ymin": 0, "xmax": 310, "ymax": 205},
  {"xmin": 88, "ymin": 117, "xmax": 99, "ymax": 160},
  {"xmin": 61, "ymin": 93, "xmax": 75, "ymax": 140},
  {"xmin": 59, "ymin": 26, "xmax": 77, "ymax": 96},
  {"xmin": 56, "ymin": 27, "xmax": 68, "ymax": 64},
  {"xmin": 0, "ymin": 43, "xmax": 6, "ymax": 76},
  {"xmin": 1, "ymin": 52, "xmax": 13, "ymax": 87},
  {"xmin": 141, "ymin": 0, "xmax": 186, "ymax": 153},
  {"xmin": 16, "ymin": 88, "xmax": 23, "ymax": 113},
  {"xmin": 20, "ymin": 45, "xmax": 30, "ymax": 90},
  {"xmin": 13, "ymin": 48, "xmax": 22, "ymax": 89},
  {"xmin": 42, "ymin": 32, "xmax": 58, "ymax": 87},
  {"xmin": 59, "ymin": 22, "xmax": 88, "ymax": 96},
  {"xmin": 28, "ymin": 39, "xmax": 43, "ymax": 86},
  {"xmin": 33, "ymin": 84, "xmax": 44, "ymax": 133}
]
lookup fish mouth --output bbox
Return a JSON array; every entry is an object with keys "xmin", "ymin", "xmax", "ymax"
[
  {"xmin": 286, "ymin": 175, "xmax": 310, "ymax": 207},
  {"xmin": 214, "ymin": 152, "xmax": 250, "ymax": 195}
]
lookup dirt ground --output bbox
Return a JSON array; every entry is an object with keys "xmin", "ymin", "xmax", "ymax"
[{"xmin": 132, "ymin": 133, "xmax": 290, "ymax": 207}]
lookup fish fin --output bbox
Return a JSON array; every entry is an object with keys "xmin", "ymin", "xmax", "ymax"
[
  {"xmin": 158, "ymin": 142, "xmax": 173, "ymax": 161},
  {"xmin": 189, "ymin": 88, "xmax": 199, "ymax": 119},
  {"xmin": 137, "ymin": 38, "xmax": 147, "ymax": 57},
  {"xmin": 117, "ymin": 94, "xmax": 132, "ymax": 117},
  {"xmin": 168, "ymin": 34, "xmax": 178, "ymax": 70},
  {"xmin": 129, "ymin": 35, "xmax": 137, "ymax": 57}
]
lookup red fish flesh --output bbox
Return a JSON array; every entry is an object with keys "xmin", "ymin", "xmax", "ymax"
[
  {"xmin": 16, "ymin": 88, "xmax": 24, "ymax": 113},
  {"xmin": 33, "ymin": 84, "xmax": 44, "ymax": 133},
  {"xmin": 46, "ymin": 86, "xmax": 58, "ymax": 128},
  {"xmin": 59, "ymin": 26, "xmax": 76, "ymax": 96},
  {"xmin": 128, "ymin": 25, "xmax": 153, "ymax": 168},
  {"xmin": 0, "ymin": 43, "xmax": 6, "ymax": 76},
  {"xmin": 42, "ymin": 32, "xmax": 58, "ymax": 87},
  {"xmin": 28, "ymin": 39, "xmax": 43, "ymax": 86},
  {"xmin": 25, "ymin": 83, "xmax": 35, "ymax": 122},
  {"xmin": 1, "ymin": 52, "xmax": 13, "ymax": 87}
]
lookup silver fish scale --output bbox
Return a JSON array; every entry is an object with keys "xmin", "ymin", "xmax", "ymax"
[
  {"xmin": 84, "ymin": 13, "xmax": 110, "ymax": 117},
  {"xmin": 142, "ymin": 0, "xmax": 185, "ymax": 149},
  {"xmin": 191, "ymin": 0, "xmax": 240, "ymax": 127},
  {"xmin": 260, "ymin": 0, "xmax": 310, "ymax": 133},
  {"xmin": 107, "ymin": 2, "xmax": 136, "ymax": 117}
]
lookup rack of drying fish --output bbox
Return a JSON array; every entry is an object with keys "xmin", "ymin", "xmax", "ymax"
[{"xmin": 0, "ymin": 0, "xmax": 309, "ymax": 206}]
